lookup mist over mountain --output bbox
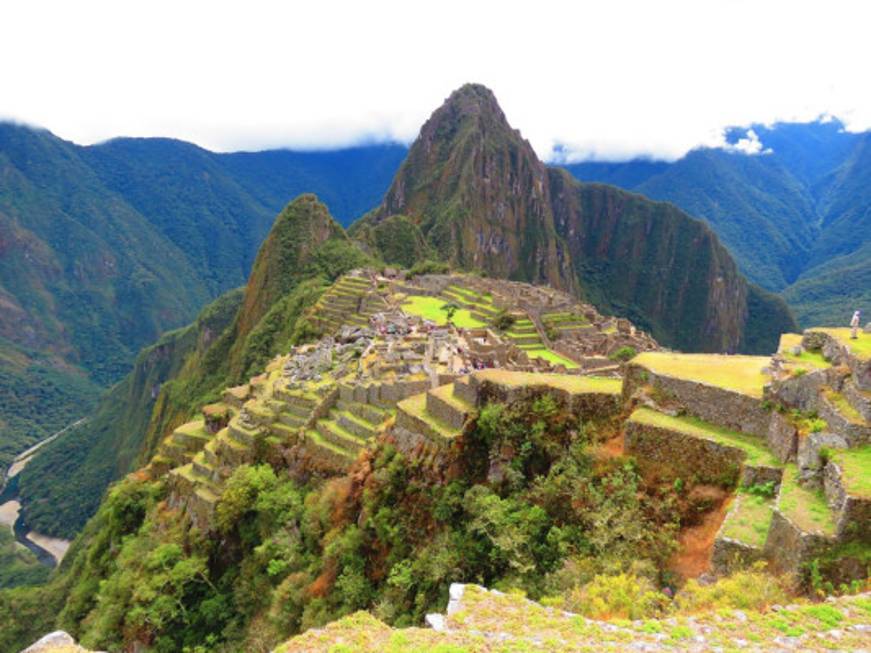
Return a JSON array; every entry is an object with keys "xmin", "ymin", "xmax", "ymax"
[{"xmin": 564, "ymin": 119, "xmax": 871, "ymax": 325}]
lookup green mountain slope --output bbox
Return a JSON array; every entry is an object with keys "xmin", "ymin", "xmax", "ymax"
[
  {"xmin": 17, "ymin": 196, "xmax": 369, "ymax": 536},
  {"xmin": 564, "ymin": 121, "xmax": 871, "ymax": 326},
  {"xmin": 356, "ymin": 84, "xmax": 794, "ymax": 352}
]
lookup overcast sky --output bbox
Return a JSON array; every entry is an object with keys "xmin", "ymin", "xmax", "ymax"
[{"xmin": 2, "ymin": 0, "xmax": 869, "ymax": 161}]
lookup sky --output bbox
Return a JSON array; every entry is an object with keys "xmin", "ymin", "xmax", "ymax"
[{"xmin": 2, "ymin": 0, "xmax": 869, "ymax": 162}]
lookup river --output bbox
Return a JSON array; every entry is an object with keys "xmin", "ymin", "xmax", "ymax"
[{"xmin": 0, "ymin": 418, "xmax": 86, "ymax": 567}]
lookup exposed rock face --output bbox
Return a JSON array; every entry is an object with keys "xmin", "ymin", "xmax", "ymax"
[{"xmin": 357, "ymin": 83, "xmax": 796, "ymax": 353}]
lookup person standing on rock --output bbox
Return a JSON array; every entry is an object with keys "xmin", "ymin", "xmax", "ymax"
[{"xmin": 851, "ymin": 310, "xmax": 861, "ymax": 339}]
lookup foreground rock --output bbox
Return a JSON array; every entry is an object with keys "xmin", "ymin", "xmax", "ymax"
[
  {"xmin": 276, "ymin": 584, "xmax": 871, "ymax": 652},
  {"xmin": 20, "ymin": 631, "xmax": 101, "ymax": 653}
]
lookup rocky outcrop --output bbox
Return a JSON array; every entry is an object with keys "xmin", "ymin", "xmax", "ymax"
[{"xmin": 20, "ymin": 631, "xmax": 100, "ymax": 653}]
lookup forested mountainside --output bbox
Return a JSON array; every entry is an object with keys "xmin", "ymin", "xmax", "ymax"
[
  {"xmin": 354, "ymin": 84, "xmax": 795, "ymax": 353},
  {"xmin": 0, "ymin": 123, "xmax": 403, "ymax": 474},
  {"xmin": 565, "ymin": 120, "xmax": 871, "ymax": 325}
]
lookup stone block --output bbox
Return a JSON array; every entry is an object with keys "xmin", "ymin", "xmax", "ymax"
[
  {"xmin": 763, "ymin": 509, "xmax": 834, "ymax": 575},
  {"xmin": 767, "ymin": 411, "xmax": 798, "ymax": 462},
  {"xmin": 712, "ymin": 536, "xmax": 765, "ymax": 576},
  {"xmin": 624, "ymin": 420, "xmax": 745, "ymax": 487}
]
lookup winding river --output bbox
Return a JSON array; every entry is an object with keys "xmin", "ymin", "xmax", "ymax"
[{"xmin": 0, "ymin": 418, "xmax": 86, "ymax": 567}]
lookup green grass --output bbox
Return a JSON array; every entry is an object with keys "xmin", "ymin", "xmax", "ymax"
[
  {"xmin": 632, "ymin": 352, "xmax": 771, "ymax": 398},
  {"xmin": 721, "ymin": 493, "xmax": 774, "ymax": 547},
  {"xmin": 808, "ymin": 328, "xmax": 871, "ymax": 360},
  {"xmin": 304, "ymin": 429, "xmax": 354, "ymax": 459},
  {"xmin": 778, "ymin": 466, "xmax": 836, "ymax": 536},
  {"xmin": 474, "ymin": 369, "xmax": 621, "ymax": 395},
  {"xmin": 829, "ymin": 446, "xmax": 871, "ymax": 499},
  {"xmin": 823, "ymin": 388, "xmax": 866, "ymax": 424},
  {"xmin": 401, "ymin": 296, "xmax": 486, "ymax": 328},
  {"xmin": 522, "ymin": 347, "xmax": 580, "ymax": 369},
  {"xmin": 778, "ymin": 333, "xmax": 831, "ymax": 369},
  {"xmin": 628, "ymin": 408, "xmax": 781, "ymax": 467}
]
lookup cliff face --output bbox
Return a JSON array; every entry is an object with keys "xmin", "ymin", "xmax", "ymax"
[{"xmin": 359, "ymin": 83, "xmax": 795, "ymax": 352}]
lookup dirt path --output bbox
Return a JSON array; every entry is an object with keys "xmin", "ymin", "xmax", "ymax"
[{"xmin": 669, "ymin": 494, "xmax": 732, "ymax": 580}]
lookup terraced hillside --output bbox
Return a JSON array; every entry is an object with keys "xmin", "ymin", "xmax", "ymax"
[{"xmin": 7, "ymin": 265, "xmax": 867, "ymax": 653}]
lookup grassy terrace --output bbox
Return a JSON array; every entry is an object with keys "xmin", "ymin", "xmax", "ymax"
[
  {"xmin": 721, "ymin": 493, "xmax": 774, "ymax": 547},
  {"xmin": 778, "ymin": 466, "xmax": 836, "ymax": 536},
  {"xmin": 522, "ymin": 347, "xmax": 580, "ymax": 369},
  {"xmin": 398, "ymin": 393, "xmax": 457, "ymax": 439},
  {"xmin": 175, "ymin": 420, "xmax": 209, "ymax": 438},
  {"xmin": 474, "ymin": 369, "xmax": 621, "ymax": 395},
  {"xmin": 808, "ymin": 328, "xmax": 871, "ymax": 360},
  {"xmin": 829, "ymin": 446, "xmax": 871, "ymax": 499},
  {"xmin": 430, "ymin": 382, "xmax": 473, "ymax": 411},
  {"xmin": 401, "ymin": 295, "xmax": 486, "ymax": 328},
  {"xmin": 629, "ymin": 408, "xmax": 781, "ymax": 467},
  {"xmin": 304, "ymin": 429, "xmax": 354, "ymax": 459},
  {"xmin": 777, "ymin": 333, "xmax": 831, "ymax": 369},
  {"xmin": 632, "ymin": 352, "xmax": 771, "ymax": 398}
]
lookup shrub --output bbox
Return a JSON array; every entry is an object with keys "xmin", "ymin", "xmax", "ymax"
[
  {"xmin": 563, "ymin": 569, "xmax": 670, "ymax": 620},
  {"xmin": 609, "ymin": 346, "xmax": 638, "ymax": 362},
  {"xmin": 493, "ymin": 311, "xmax": 516, "ymax": 331},
  {"xmin": 674, "ymin": 564, "xmax": 791, "ymax": 613},
  {"xmin": 408, "ymin": 260, "xmax": 450, "ymax": 277}
]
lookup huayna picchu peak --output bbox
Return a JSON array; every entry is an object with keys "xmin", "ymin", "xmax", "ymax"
[{"xmin": 354, "ymin": 84, "xmax": 796, "ymax": 354}]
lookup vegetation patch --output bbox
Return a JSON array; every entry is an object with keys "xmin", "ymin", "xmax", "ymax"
[
  {"xmin": 401, "ymin": 296, "xmax": 486, "ymax": 329},
  {"xmin": 474, "ymin": 369, "xmax": 621, "ymax": 395},
  {"xmin": 778, "ymin": 466, "xmax": 837, "ymax": 536},
  {"xmin": 632, "ymin": 352, "xmax": 771, "ymax": 397},
  {"xmin": 829, "ymin": 446, "xmax": 871, "ymax": 499},
  {"xmin": 721, "ymin": 494, "xmax": 774, "ymax": 547}
]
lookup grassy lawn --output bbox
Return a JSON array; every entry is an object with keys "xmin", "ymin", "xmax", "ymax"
[
  {"xmin": 632, "ymin": 352, "xmax": 771, "ymax": 398},
  {"xmin": 778, "ymin": 466, "xmax": 836, "ymax": 536},
  {"xmin": 829, "ymin": 446, "xmax": 871, "ymax": 499},
  {"xmin": 523, "ymin": 347, "xmax": 580, "ymax": 369},
  {"xmin": 629, "ymin": 408, "xmax": 781, "ymax": 467},
  {"xmin": 401, "ymin": 295, "xmax": 486, "ymax": 328},
  {"xmin": 175, "ymin": 420, "xmax": 210, "ymax": 439},
  {"xmin": 808, "ymin": 328, "xmax": 871, "ymax": 360},
  {"xmin": 722, "ymin": 493, "xmax": 774, "ymax": 547},
  {"xmin": 474, "ymin": 369, "xmax": 621, "ymax": 395}
]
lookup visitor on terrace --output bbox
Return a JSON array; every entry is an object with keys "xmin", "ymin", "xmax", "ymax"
[{"xmin": 851, "ymin": 310, "xmax": 861, "ymax": 339}]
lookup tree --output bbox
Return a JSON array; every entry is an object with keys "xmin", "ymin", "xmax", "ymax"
[{"xmin": 441, "ymin": 302, "xmax": 459, "ymax": 325}]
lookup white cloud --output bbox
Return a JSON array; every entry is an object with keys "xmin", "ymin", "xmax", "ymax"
[{"xmin": 0, "ymin": 0, "xmax": 869, "ymax": 161}]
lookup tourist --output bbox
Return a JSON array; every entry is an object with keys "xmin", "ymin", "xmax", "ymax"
[{"xmin": 851, "ymin": 310, "xmax": 861, "ymax": 339}]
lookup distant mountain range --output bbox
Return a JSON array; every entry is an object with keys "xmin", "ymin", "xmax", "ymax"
[{"xmin": 564, "ymin": 119, "xmax": 871, "ymax": 326}]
